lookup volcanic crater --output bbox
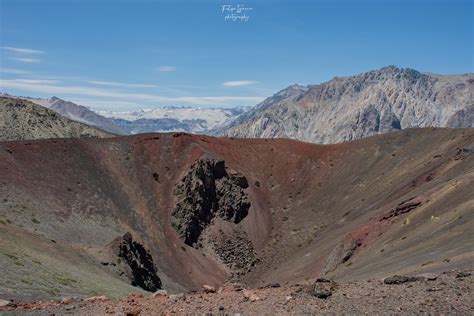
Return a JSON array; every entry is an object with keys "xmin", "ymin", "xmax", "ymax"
[{"xmin": 0, "ymin": 128, "xmax": 473, "ymax": 302}]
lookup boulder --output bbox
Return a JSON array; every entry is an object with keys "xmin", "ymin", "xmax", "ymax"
[
  {"xmin": 169, "ymin": 294, "xmax": 186, "ymax": 302},
  {"xmin": 384, "ymin": 275, "xmax": 419, "ymax": 284},
  {"xmin": 312, "ymin": 289, "xmax": 332, "ymax": 299},
  {"xmin": 307, "ymin": 279, "xmax": 337, "ymax": 299},
  {"xmin": 243, "ymin": 290, "xmax": 261, "ymax": 302},
  {"xmin": 202, "ymin": 285, "xmax": 216, "ymax": 293},
  {"xmin": 316, "ymin": 278, "xmax": 332, "ymax": 283},
  {"xmin": 151, "ymin": 290, "xmax": 168, "ymax": 298},
  {"xmin": 417, "ymin": 273, "xmax": 438, "ymax": 281}
]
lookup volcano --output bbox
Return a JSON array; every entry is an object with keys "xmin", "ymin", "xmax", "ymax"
[{"xmin": 0, "ymin": 128, "xmax": 472, "ymax": 307}]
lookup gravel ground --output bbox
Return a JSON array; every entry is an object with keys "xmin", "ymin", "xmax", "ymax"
[{"xmin": 1, "ymin": 270, "xmax": 471, "ymax": 315}]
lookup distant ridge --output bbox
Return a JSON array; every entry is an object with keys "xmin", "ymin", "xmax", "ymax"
[
  {"xmin": 0, "ymin": 97, "xmax": 114, "ymax": 141},
  {"xmin": 28, "ymin": 96, "xmax": 127, "ymax": 135}
]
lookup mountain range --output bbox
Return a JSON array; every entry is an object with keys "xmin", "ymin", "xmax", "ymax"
[
  {"xmin": 1, "ymin": 93, "xmax": 247, "ymax": 136},
  {"xmin": 99, "ymin": 106, "xmax": 247, "ymax": 134},
  {"xmin": 221, "ymin": 66, "xmax": 474, "ymax": 143},
  {"xmin": 2, "ymin": 66, "xmax": 472, "ymax": 143}
]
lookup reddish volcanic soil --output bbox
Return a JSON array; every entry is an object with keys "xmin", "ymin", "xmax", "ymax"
[{"xmin": 0, "ymin": 128, "xmax": 473, "ymax": 313}]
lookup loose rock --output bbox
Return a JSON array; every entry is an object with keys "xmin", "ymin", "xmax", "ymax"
[
  {"xmin": 456, "ymin": 271, "xmax": 471, "ymax": 278},
  {"xmin": 384, "ymin": 275, "xmax": 419, "ymax": 285},
  {"xmin": 417, "ymin": 273, "xmax": 438, "ymax": 281},
  {"xmin": 151, "ymin": 290, "xmax": 168, "ymax": 298},
  {"xmin": 243, "ymin": 290, "xmax": 261, "ymax": 302},
  {"xmin": 202, "ymin": 285, "xmax": 216, "ymax": 293}
]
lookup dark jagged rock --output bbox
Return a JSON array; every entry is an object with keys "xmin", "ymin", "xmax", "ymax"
[
  {"xmin": 316, "ymin": 278, "xmax": 332, "ymax": 283},
  {"xmin": 381, "ymin": 198, "xmax": 422, "ymax": 221},
  {"xmin": 312, "ymin": 289, "xmax": 332, "ymax": 299},
  {"xmin": 172, "ymin": 158, "xmax": 251, "ymax": 247},
  {"xmin": 305, "ymin": 279, "xmax": 338, "ymax": 299},
  {"xmin": 115, "ymin": 232, "xmax": 162, "ymax": 292},
  {"xmin": 265, "ymin": 283, "xmax": 281, "ymax": 288},
  {"xmin": 341, "ymin": 239, "xmax": 362, "ymax": 263},
  {"xmin": 455, "ymin": 144, "xmax": 474, "ymax": 160}
]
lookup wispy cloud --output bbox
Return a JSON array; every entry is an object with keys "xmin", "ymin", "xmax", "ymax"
[
  {"xmin": 0, "ymin": 79, "xmax": 264, "ymax": 107},
  {"xmin": 223, "ymin": 80, "xmax": 258, "ymax": 87},
  {"xmin": 88, "ymin": 80, "xmax": 157, "ymax": 88},
  {"xmin": 10, "ymin": 57, "xmax": 41, "ymax": 63},
  {"xmin": 157, "ymin": 66, "xmax": 176, "ymax": 72},
  {"xmin": 14, "ymin": 79, "xmax": 60, "ymax": 84},
  {"xmin": 0, "ymin": 68, "xmax": 31, "ymax": 74},
  {"xmin": 2, "ymin": 46, "xmax": 44, "ymax": 54}
]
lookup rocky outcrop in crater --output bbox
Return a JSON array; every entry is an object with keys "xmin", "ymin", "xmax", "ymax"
[
  {"xmin": 113, "ymin": 232, "xmax": 163, "ymax": 292},
  {"xmin": 172, "ymin": 158, "xmax": 251, "ymax": 247}
]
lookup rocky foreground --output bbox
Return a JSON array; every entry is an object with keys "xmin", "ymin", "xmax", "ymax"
[{"xmin": 1, "ymin": 270, "xmax": 471, "ymax": 315}]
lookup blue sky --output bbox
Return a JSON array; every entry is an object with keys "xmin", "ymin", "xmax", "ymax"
[{"xmin": 0, "ymin": 0, "xmax": 472, "ymax": 111}]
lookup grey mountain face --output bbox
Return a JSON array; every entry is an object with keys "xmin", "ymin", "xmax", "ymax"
[
  {"xmin": 37, "ymin": 97, "xmax": 126, "ymax": 135},
  {"xmin": 221, "ymin": 66, "xmax": 474, "ymax": 143}
]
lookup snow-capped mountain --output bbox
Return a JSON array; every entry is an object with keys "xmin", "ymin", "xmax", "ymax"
[
  {"xmin": 98, "ymin": 106, "xmax": 248, "ymax": 134},
  {"xmin": 0, "ymin": 93, "xmax": 249, "ymax": 135}
]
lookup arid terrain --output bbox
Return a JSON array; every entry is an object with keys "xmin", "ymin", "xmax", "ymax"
[
  {"xmin": 0, "ymin": 127, "xmax": 473, "ymax": 313},
  {"xmin": 1, "ymin": 0, "xmax": 472, "ymax": 313},
  {"xmin": 0, "ymin": 97, "xmax": 114, "ymax": 141},
  {"xmin": 1, "ymin": 270, "xmax": 472, "ymax": 314}
]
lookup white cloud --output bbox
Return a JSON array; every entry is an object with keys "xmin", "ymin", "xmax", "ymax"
[
  {"xmin": 14, "ymin": 79, "xmax": 60, "ymax": 84},
  {"xmin": 10, "ymin": 57, "xmax": 40, "ymax": 63},
  {"xmin": 157, "ymin": 66, "xmax": 176, "ymax": 72},
  {"xmin": 88, "ymin": 80, "xmax": 157, "ymax": 88},
  {"xmin": 0, "ymin": 68, "xmax": 31, "ymax": 74},
  {"xmin": 223, "ymin": 80, "xmax": 258, "ymax": 87},
  {"xmin": 2, "ymin": 46, "xmax": 44, "ymax": 54},
  {"xmin": 0, "ymin": 79, "xmax": 264, "ymax": 107}
]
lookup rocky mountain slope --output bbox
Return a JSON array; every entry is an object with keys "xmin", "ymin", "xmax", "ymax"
[
  {"xmin": 222, "ymin": 66, "xmax": 474, "ymax": 143},
  {"xmin": 0, "ymin": 97, "xmax": 114, "ymax": 141},
  {"xmin": 24, "ymin": 96, "xmax": 126, "ymax": 135},
  {"xmin": 0, "ymin": 128, "xmax": 472, "ymax": 303},
  {"xmin": 99, "ymin": 106, "xmax": 246, "ymax": 134}
]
